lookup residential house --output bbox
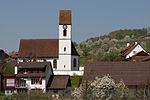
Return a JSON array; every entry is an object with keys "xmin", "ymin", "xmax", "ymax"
[
  {"xmin": 83, "ymin": 61, "xmax": 150, "ymax": 97},
  {"xmin": 0, "ymin": 49, "xmax": 9, "ymax": 61},
  {"xmin": 0, "ymin": 73, "xmax": 3, "ymax": 92},
  {"xmin": 15, "ymin": 62, "xmax": 53, "ymax": 93},
  {"xmin": 4, "ymin": 76, "xmax": 17, "ymax": 95},
  {"xmin": 120, "ymin": 42, "xmax": 147, "ymax": 59}
]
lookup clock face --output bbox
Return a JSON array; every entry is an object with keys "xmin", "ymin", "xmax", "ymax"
[{"xmin": 63, "ymin": 25, "xmax": 67, "ymax": 29}]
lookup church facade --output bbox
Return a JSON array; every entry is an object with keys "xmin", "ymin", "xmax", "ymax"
[{"xmin": 16, "ymin": 10, "xmax": 81, "ymax": 75}]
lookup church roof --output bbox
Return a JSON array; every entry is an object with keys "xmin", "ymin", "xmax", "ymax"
[
  {"xmin": 71, "ymin": 42, "xmax": 79, "ymax": 56},
  {"xmin": 18, "ymin": 39, "xmax": 59, "ymax": 58},
  {"xmin": 18, "ymin": 39, "xmax": 79, "ymax": 58},
  {"xmin": 59, "ymin": 10, "xmax": 71, "ymax": 25}
]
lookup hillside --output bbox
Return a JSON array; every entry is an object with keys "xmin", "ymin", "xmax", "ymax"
[{"xmin": 74, "ymin": 28, "xmax": 150, "ymax": 66}]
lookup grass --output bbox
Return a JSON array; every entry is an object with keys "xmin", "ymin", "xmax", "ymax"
[{"xmin": 70, "ymin": 76, "xmax": 82, "ymax": 87}]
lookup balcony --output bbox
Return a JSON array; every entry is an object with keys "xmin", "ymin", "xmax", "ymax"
[{"xmin": 16, "ymin": 84, "xmax": 27, "ymax": 89}]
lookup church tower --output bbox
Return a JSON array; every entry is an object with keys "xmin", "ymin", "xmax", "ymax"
[{"xmin": 58, "ymin": 10, "xmax": 72, "ymax": 70}]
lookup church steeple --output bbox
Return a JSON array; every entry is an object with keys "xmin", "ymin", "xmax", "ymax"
[{"xmin": 59, "ymin": 10, "xmax": 72, "ymax": 40}]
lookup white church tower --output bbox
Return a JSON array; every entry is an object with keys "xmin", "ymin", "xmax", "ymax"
[
  {"xmin": 59, "ymin": 10, "xmax": 72, "ymax": 71},
  {"xmin": 58, "ymin": 10, "xmax": 79, "ymax": 71}
]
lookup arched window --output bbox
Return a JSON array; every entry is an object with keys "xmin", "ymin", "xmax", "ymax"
[
  {"xmin": 53, "ymin": 59, "xmax": 57, "ymax": 69},
  {"xmin": 73, "ymin": 58, "xmax": 77, "ymax": 67},
  {"xmin": 63, "ymin": 29, "xmax": 67, "ymax": 36}
]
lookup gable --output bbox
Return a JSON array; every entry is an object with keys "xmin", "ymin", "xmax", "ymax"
[
  {"xmin": 18, "ymin": 39, "xmax": 59, "ymax": 58},
  {"xmin": 127, "ymin": 44, "xmax": 146, "ymax": 58}
]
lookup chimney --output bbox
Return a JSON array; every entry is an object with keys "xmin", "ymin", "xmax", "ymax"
[
  {"xmin": 135, "ymin": 42, "xmax": 137, "ymax": 45},
  {"xmin": 127, "ymin": 43, "xmax": 130, "ymax": 47}
]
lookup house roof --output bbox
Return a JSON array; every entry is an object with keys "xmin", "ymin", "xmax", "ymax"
[
  {"xmin": 120, "ymin": 43, "xmax": 138, "ymax": 56},
  {"xmin": 83, "ymin": 61, "xmax": 150, "ymax": 86},
  {"xmin": 18, "ymin": 62, "xmax": 49, "ymax": 69},
  {"xmin": 18, "ymin": 39, "xmax": 59, "ymax": 58},
  {"xmin": 59, "ymin": 10, "xmax": 71, "ymax": 25},
  {"xmin": 48, "ymin": 75, "xmax": 71, "ymax": 89},
  {"xmin": 0, "ymin": 49, "xmax": 9, "ymax": 60},
  {"xmin": 16, "ymin": 62, "xmax": 53, "ymax": 78}
]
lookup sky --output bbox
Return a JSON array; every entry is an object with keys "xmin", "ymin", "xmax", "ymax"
[{"xmin": 0, "ymin": 0, "xmax": 150, "ymax": 52}]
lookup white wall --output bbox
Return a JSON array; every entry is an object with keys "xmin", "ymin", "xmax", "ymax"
[
  {"xmin": 58, "ymin": 55, "xmax": 71, "ymax": 70},
  {"xmin": 25, "ymin": 78, "xmax": 46, "ymax": 92},
  {"xmin": 126, "ymin": 44, "xmax": 146, "ymax": 59},
  {"xmin": 53, "ymin": 70, "xmax": 84, "ymax": 76},
  {"xmin": 59, "ymin": 25, "xmax": 72, "ymax": 40},
  {"xmin": 59, "ymin": 40, "xmax": 71, "ymax": 54},
  {"xmin": 71, "ymin": 56, "xmax": 79, "ymax": 71}
]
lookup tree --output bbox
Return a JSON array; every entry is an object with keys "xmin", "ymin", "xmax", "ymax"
[{"xmin": 72, "ymin": 75, "xmax": 129, "ymax": 100}]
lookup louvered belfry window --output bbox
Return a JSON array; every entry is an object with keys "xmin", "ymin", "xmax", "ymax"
[{"xmin": 63, "ymin": 29, "xmax": 67, "ymax": 36}]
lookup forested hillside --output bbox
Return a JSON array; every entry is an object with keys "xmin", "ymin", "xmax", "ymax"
[{"xmin": 74, "ymin": 28, "xmax": 150, "ymax": 66}]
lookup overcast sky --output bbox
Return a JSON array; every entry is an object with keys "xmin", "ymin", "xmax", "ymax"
[{"xmin": 0, "ymin": 0, "xmax": 150, "ymax": 52}]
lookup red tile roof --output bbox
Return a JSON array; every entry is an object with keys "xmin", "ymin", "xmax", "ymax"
[
  {"xmin": 120, "ymin": 43, "xmax": 137, "ymax": 56},
  {"xmin": 84, "ymin": 61, "xmax": 150, "ymax": 86},
  {"xmin": 18, "ymin": 39, "xmax": 59, "ymax": 58},
  {"xmin": 59, "ymin": 10, "xmax": 71, "ymax": 25}
]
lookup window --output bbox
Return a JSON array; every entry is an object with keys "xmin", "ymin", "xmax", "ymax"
[
  {"xmin": 6, "ymin": 79, "xmax": 15, "ymax": 87},
  {"xmin": 53, "ymin": 90, "xmax": 58, "ymax": 93},
  {"xmin": 73, "ymin": 58, "xmax": 77, "ymax": 67},
  {"xmin": 64, "ymin": 47, "xmax": 66, "ymax": 52},
  {"xmin": 31, "ymin": 79, "xmax": 39, "ymax": 84},
  {"xmin": 63, "ymin": 29, "xmax": 67, "ymax": 36},
  {"xmin": 133, "ymin": 51, "xmax": 136, "ymax": 54},
  {"xmin": 53, "ymin": 59, "xmax": 57, "ymax": 69}
]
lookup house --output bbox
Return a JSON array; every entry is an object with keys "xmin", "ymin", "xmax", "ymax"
[
  {"xmin": 47, "ymin": 75, "xmax": 71, "ymax": 96},
  {"xmin": 4, "ymin": 76, "xmax": 17, "ymax": 95},
  {"xmin": 16, "ymin": 10, "xmax": 82, "ymax": 76},
  {"xmin": 120, "ymin": 42, "xmax": 147, "ymax": 59},
  {"xmin": 0, "ymin": 73, "xmax": 3, "ymax": 92},
  {"xmin": 83, "ymin": 61, "xmax": 150, "ymax": 97},
  {"xmin": 5, "ymin": 62, "xmax": 71, "ymax": 95},
  {"xmin": 15, "ymin": 62, "xmax": 53, "ymax": 93},
  {"xmin": 0, "ymin": 49, "xmax": 9, "ymax": 61}
]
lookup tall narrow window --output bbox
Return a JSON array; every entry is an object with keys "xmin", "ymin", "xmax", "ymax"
[
  {"xmin": 53, "ymin": 59, "xmax": 57, "ymax": 69},
  {"xmin": 63, "ymin": 29, "xmax": 67, "ymax": 36},
  {"xmin": 64, "ymin": 47, "xmax": 66, "ymax": 52},
  {"xmin": 73, "ymin": 58, "xmax": 77, "ymax": 67}
]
